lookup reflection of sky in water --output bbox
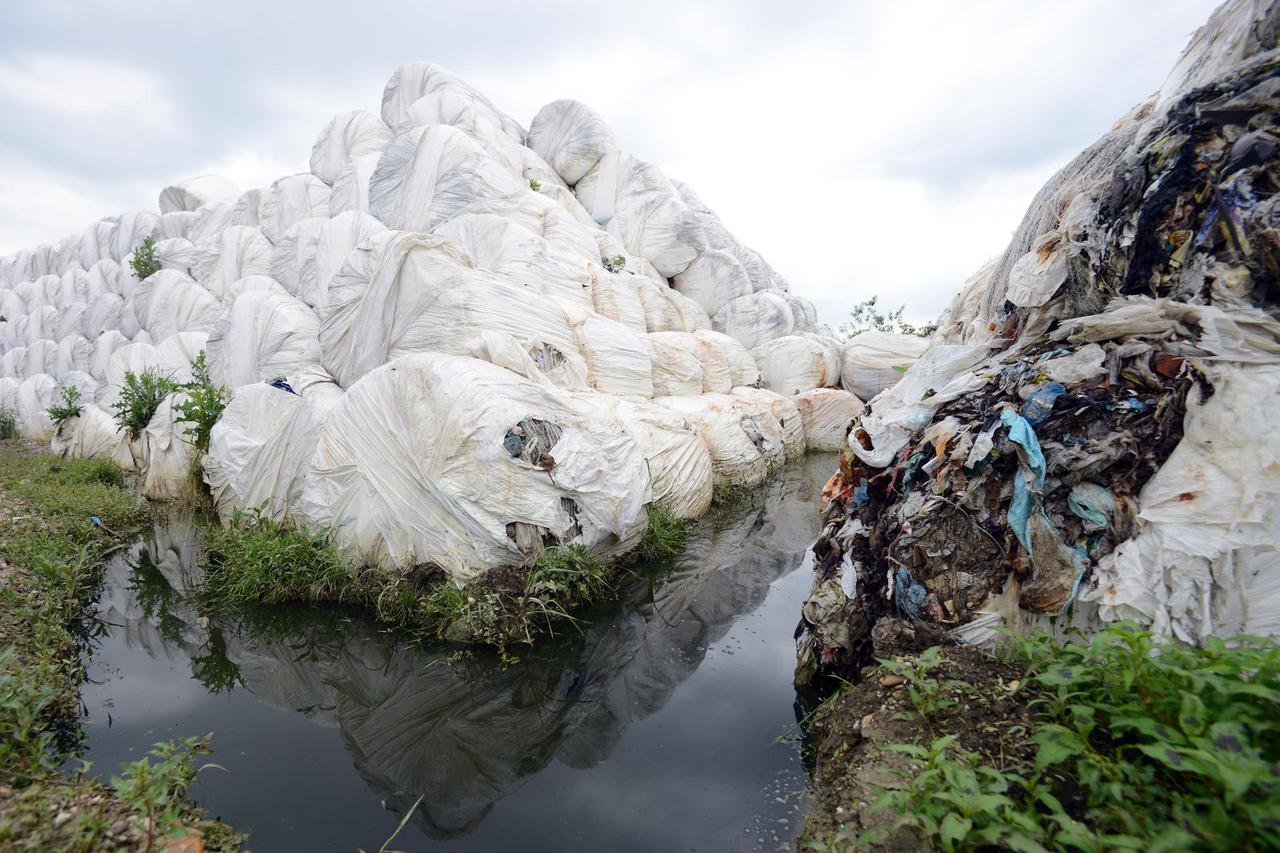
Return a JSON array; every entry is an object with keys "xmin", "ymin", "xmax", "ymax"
[{"xmin": 77, "ymin": 454, "xmax": 834, "ymax": 851}]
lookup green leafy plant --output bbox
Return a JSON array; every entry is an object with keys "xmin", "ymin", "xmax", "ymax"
[
  {"xmin": 128, "ymin": 236, "xmax": 160, "ymax": 281},
  {"xmin": 528, "ymin": 178, "xmax": 542, "ymax": 191},
  {"xmin": 852, "ymin": 624, "xmax": 1280, "ymax": 851},
  {"xmin": 841, "ymin": 295, "xmax": 937, "ymax": 339},
  {"xmin": 879, "ymin": 645, "xmax": 962, "ymax": 728},
  {"xmin": 110, "ymin": 736, "xmax": 218, "ymax": 848},
  {"xmin": 602, "ymin": 254, "xmax": 627, "ymax": 273},
  {"xmin": 175, "ymin": 351, "xmax": 229, "ymax": 452},
  {"xmin": 46, "ymin": 385, "xmax": 83, "ymax": 425},
  {"xmin": 111, "ymin": 370, "xmax": 181, "ymax": 435},
  {"xmin": 0, "ymin": 408, "xmax": 16, "ymax": 440}
]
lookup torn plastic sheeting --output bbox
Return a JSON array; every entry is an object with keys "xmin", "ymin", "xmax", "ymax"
[{"xmin": 1000, "ymin": 408, "xmax": 1046, "ymax": 554}]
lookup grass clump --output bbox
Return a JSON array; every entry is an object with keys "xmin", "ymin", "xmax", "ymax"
[
  {"xmin": 111, "ymin": 370, "xmax": 181, "ymax": 435},
  {"xmin": 46, "ymin": 385, "xmax": 84, "ymax": 425},
  {"xmin": 638, "ymin": 504, "xmax": 687, "ymax": 560},
  {"xmin": 128, "ymin": 236, "xmax": 160, "ymax": 281},
  {"xmin": 198, "ymin": 502, "xmax": 687, "ymax": 655},
  {"xmin": 846, "ymin": 623, "xmax": 1280, "ymax": 851},
  {"xmin": 528, "ymin": 178, "xmax": 542, "ymax": 191},
  {"xmin": 0, "ymin": 408, "xmax": 15, "ymax": 440},
  {"xmin": 174, "ymin": 351, "xmax": 229, "ymax": 453}
]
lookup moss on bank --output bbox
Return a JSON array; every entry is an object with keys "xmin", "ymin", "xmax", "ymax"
[
  {"xmin": 198, "ymin": 503, "xmax": 688, "ymax": 656},
  {"xmin": 799, "ymin": 624, "xmax": 1280, "ymax": 851},
  {"xmin": 0, "ymin": 441, "xmax": 243, "ymax": 851}
]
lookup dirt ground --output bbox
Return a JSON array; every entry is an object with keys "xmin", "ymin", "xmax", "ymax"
[{"xmin": 800, "ymin": 645, "xmax": 1035, "ymax": 849}]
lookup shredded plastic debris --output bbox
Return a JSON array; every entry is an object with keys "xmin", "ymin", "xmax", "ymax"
[{"xmin": 797, "ymin": 0, "xmax": 1280, "ymax": 685}]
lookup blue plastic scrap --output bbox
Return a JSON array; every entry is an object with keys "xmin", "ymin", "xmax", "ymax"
[
  {"xmin": 853, "ymin": 481, "xmax": 870, "ymax": 507},
  {"xmin": 1021, "ymin": 382, "xmax": 1065, "ymax": 426},
  {"xmin": 268, "ymin": 377, "xmax": 297, "ymax": 395},
  {"xmin": 1067, "ymin": 483, "xmax": 1115, "ymax": 532},
  {"xmin": 1000, "ymin": 409, "xmax": 1046, "ymax": 553},
  {"xmin": 893, "ymin": 566, "xmax": 929, "ymax": 620}
]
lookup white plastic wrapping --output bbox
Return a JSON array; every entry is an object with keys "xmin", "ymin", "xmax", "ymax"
[
  {"xmin": 839, "ymin": 329, "xmax": 931, "ymax": 402},
  {"xmin": 310, "ymin": 111, "xmax": 395, "ymax": 185},
  {"xmin": 752, "ymin": 334, "xmax": 841, "ymax": 396},
  {"xmin": 526, "ymin": 99, "xmax": 619, "ymax": 186},
  {"xmin": 793, "ymin": 388, "xmax": 864, "ymax": 452},
  {"xmin": 296, "ymin": 353, "xmax": 652, "ymax": 581},
  {"xmin": 207, "ymin": 290, "xmax": 323, "ymax": 388},
  {"xmin": 712, "ymin": 291, "xmax": 794, "ymax": 350}
]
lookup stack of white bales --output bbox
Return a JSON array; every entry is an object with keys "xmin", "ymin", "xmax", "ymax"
[{"xmin": 0, "ymin": 62, "xmax": 863, "ymax": 582}]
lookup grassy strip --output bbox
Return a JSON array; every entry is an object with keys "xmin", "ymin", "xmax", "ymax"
[
  {"xmin": 803, "ymin": 623, "xmax": 1280, "ymax": 851},
  {"xmin": 199, "ymin": 504, "xmax": 688, "ymax": 656},
  {"xmin": 0, "ymin": 442, "xmax": 242, "ymax": 851}
]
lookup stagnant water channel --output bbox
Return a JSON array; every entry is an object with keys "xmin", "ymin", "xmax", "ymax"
[{"xmin": 74, "ymin": 452, "xmax": 836, "ymax": 851}]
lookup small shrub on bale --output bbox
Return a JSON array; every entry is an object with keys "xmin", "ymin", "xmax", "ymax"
[
  {"xmin": 112, "ymin": 370, "xmax": 181, "ymax": 435},
  {"xmin": 46, "ymin": 386, "xmax": 83, "ymax": 425},
  {"xmin": 128, "ymin": 236, "xmax": 160, "ymax": 280}
]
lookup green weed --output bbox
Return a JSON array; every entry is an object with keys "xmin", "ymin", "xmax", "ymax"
[
  {"xmin": 637, "ymin": 504, "xmax": 688, "ymax": 561},
  {"xmin": 128, "ymin": 236, "xmax": 160, "ymax": 281},
  {"xmin": 0, "ymin": 408, "xmax": 15, "ymax": 440},
  {"xmin": 111, "ymin": 370, "xmax": 181, "ymax": 435},
  {"xmin": 46, "ymin": 385, "xmax": 83, "ymax": 425},
  {"xmin": 174, "ymin": 351, "xmax": 228, "ymax": 453}
]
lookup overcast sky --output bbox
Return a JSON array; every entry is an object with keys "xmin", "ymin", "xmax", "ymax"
[{"xmin": 0, "ymin": 0, "xmax": 1221, "ymax": 326}]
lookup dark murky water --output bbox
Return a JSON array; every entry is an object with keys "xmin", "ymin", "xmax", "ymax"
[{"xmin": 76, "ymin": 453, "xmax": 835, "ymax": 852}]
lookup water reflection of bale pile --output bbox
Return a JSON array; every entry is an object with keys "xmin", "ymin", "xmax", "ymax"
[{"xmin": 102, "ymin": 454, "xmax": 832, "ymax": 838}]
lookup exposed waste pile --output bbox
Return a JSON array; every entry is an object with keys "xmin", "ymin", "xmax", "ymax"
[
  {"xmin": 0, "ymin": 64, "xmax": 881, "ymax": 581},
  {"xmin": 796, "ymin": 0, "xmax": 1280, "ymax": 684}
]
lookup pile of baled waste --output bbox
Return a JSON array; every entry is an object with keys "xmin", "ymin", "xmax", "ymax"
[
  {"xmin": 0, "ymin": 64, "xmax": 930, "ymax": 581},
  {"xmin": 797, "ymin": 0, "xmax": 1280, "ymax": 684}
]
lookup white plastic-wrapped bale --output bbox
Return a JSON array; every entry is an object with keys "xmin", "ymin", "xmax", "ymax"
[
  {"xmin": 647, "ymin": 332, "xmax": 706, "ymax": 397},
  {"xmin": 369, "ymin": 125, "xmax": 525, "ymax": 233},
  {"xmin": 0, "ymin": 377, "xmax": 18, "ymax": 412},
  {"xmin": 153, "ymin": 238, "xmax": 199, "ymax": 274},
  {"xmin": 672, "ymin": 249, "xmax": 753, "ymax": 317},
  {"xmin": 155, "ymin": 332, "xmax": 209, "ymax": 383},
  {"xmin": 223, "ymin": 275, "xmax": 289, "ymax": 303},
  {"xmin": 640, "ymin": 277, "xmax": 710, "ymax": 333},
  {"xmin": 434, "ymin": 213, "xmax": 594, "ymax": 311},
  {"xmin": 381, "ymin": 62, "xmax": 525, "ymax": 143},
  {"xmin": 297, "ymin": 211, "xmax": 387, "ymax": 312},
  {"xmin": 156, "ymin": 211, "xmax": 198, "ymax": 241},
  {"xmin": 839, "ymin": 329, "xmax": 931, "ymax": 401},
  {"xmin": 733, "ymin": 385, "xmax": 806, "ymax": 460},
  {"xmin": 131, "ymin": 270, "xmax": 223, "ymax": 340},
  {"xmin": 16, "ymin": 373, "xmax": 56, "ymax": 440},
  {"xmin": 54, "ymin": 303, "xmax": 87, "ymax": 341},
  {"xmin": 688, "ymin": 332, "xmax": 733, "ymax": 393},
  {"xmin": 320, "ymin": 232, "xmax": 579, "ymax": 388},
  {"xmin": 99, "ymin": 342, "xmax": 165, "ymax": 411},
  {"xmin": 572, "ymin": 313, "xmax": 654, "ymax": 398},
  {"xmin": 89, "ymin": 331, "xmax": 131, "ymax": 382},
  {"xmin": 139, "ymin": 393, "xmax": 196, "ymax": 500},
  {"xmin": 86, "ymin": 259, "xmax": 124, "ymax": 298},
  {"xmin": 112, "ymin": 212, "xmax": 158, "ymax": 263},
  {"xmin": 527, "ymin": 99, "xmax": 619, "ymax": 186},
  {"xmin": 591, "ymin": 275, "xmax": 648, "ymax": 333},
  {"xmin": 693, "ymin": 329, "xmax": 760, "ymax": 387},
  {"xmin": 403, "ymin": 91, "xmax": 537, "ymax": 183},
  {"xmin": 751, "ymin": 334, "xmax": 841, "ymax": 395},
  {"xmin": 195, "ymin": 226, "xmax": 274, "ymax": 300},
  {"xmin": 231, "ymin": 187, "xmax": 266, "ymax": 228},
  {"xmin": 207, "ymin": 290, "xmax": 323, "ymax": 388},
  {"xmin": 204, "ymin": 383, "xmax": 325, "ymax": 521},
  {"xmin": 295, "ymin": 353, "xmax": 651, "ymax": 582},
  {"xmin": 310, "ymin": 111, "xmax": 395, "ymax": 185},
  {"xmin": 328, "ymin": 152, "xmax": 380, "ymax": 215},
  {"xmin": 25, "ymin": 339, "xmax": 56, "ymax": 378},
  {"xmin": 50, "ymin": 404, "xmax": 128, "ymax": 463},
  {"xmin": 159, "ymin": 175, "xmax": 240, "ymax": 214},
  {"xmin": 272, "ymin": 216, "xmax": 328, "ymax": 296},
  {"xmin": 260, "ymin": 174, "xmax": 330, "ymax": 245},
  {"xmin": 55, "ymin": 370, "xmax": 98, "ymax": 405},
  {"xmin": 654, "ymin": 393, "xmax": 785, "ymax": 489},
  {"xmin": 55, "ymin": 334, "xmax": 92, "ymax": 377},
  {"xmin": 188, "ymin": 202, "xmax": 236, "ymax": 247},
  {"xmin": 2, "ymin": 348, "xmax": 28, "ymax": 380},
  {"xmin": 713, "ymin": 291, "xmax": 795, "ymax": 349},
  {"xmin": 574, "ymin": 151, "xmax": 706, "ymax": 278},
  {"xmin": 792, "ymin": 388, "xmax": 864, "ymax": 452},
  {"xmin": 609, "ymin": 397, "xmax": 713, "ymax": 519},
  {"xmin": 78, "ymin": 219, "xmax": 116, "ymax": 270}
]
